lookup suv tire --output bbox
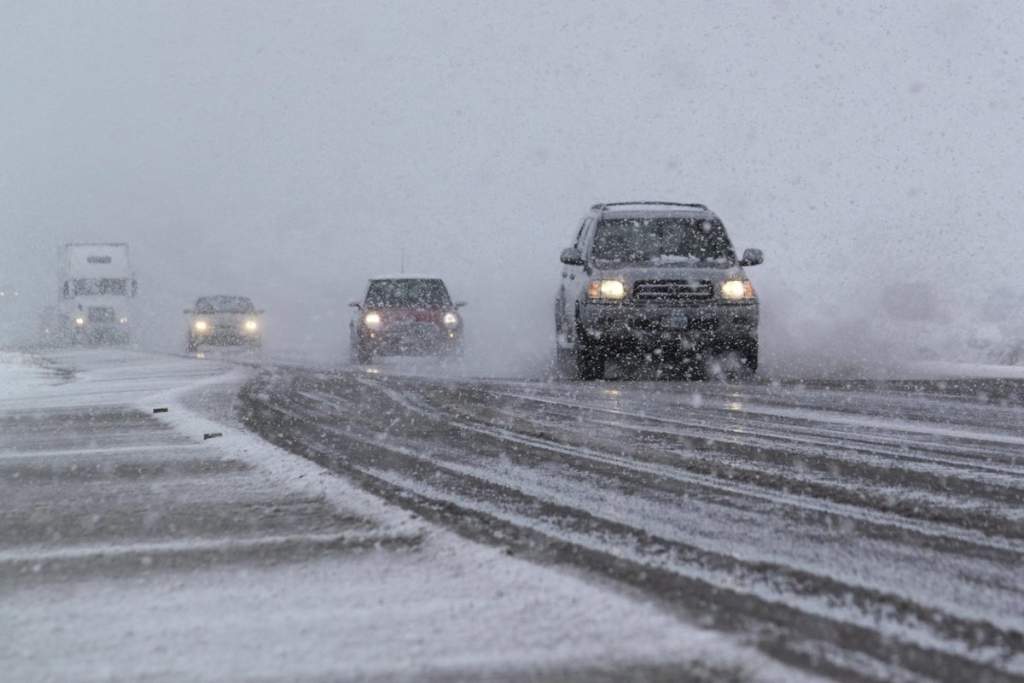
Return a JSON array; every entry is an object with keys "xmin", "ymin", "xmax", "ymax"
[
  {"xmin": 352, "ymin": 341, "xmax": 372, "ymax": 365},
  {"xmin": 737, "ymin": 337, "xmax": 758, "ymax": 374},
  {"xmin": 554, "ymin": 346, "xmax": 576, "ymax": 379},
  {"xmin": 576, "ymin": 336, "xmax": 605, "ymax": 381}
]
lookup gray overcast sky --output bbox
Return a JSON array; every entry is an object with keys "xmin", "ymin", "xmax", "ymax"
[{"xmin": 3, "ymin": 1, "xmax": 1023, "ymax": 369}]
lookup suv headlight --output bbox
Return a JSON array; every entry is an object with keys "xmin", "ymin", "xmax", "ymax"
[
  {"xmin": 363, "ymin": 311, "xmax": 382, "ymax": 330},
  {"xmin": 194, "ymin": 320, "xmax": 209, "ymax": 332},
  {"xmin": 244, "ymin": 319, "xmax": 259, "ymax": 332},
  {"xmin": 587, "ymin": 279, "xmax": 626, "ymax": 301},
  {"xmin": 721, "ymin": 279, "xmax": 755, "ymax": 300},
  {"xmin": 442, "ymin": 312, "xmax": 459, "ymax": 327}
]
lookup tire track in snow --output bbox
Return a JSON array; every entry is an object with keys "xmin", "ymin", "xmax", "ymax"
[{"xmin": 239, "ymin": 368, "xmax": 1024, "ymax": 683}]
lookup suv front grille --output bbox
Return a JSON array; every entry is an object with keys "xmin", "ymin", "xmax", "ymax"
[
  {"xmin": 633, "ymin": 280, "xmax": 713, "ymax": 302},
  {"xmin": 88, "ymin": 307, "xmax": 116, "ymax": 323}
]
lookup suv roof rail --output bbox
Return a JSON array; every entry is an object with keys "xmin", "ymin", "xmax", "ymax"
[{"xmin": 590, "ymin": 201, "xmax": 709, "ymax": 213}]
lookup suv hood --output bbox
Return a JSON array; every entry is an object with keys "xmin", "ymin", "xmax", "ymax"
[{"xmin": 590, "ymin": 264, "xmax": 746, "ymax": 285}]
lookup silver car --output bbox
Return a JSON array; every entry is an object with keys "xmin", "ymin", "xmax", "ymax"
[
  {"xmin": 555, "ymin": 202, "xmax": 763, "ymax": 380},
  {"xmin": 184, "ymin": 295, "xmax": 264, "ymax": 352}
]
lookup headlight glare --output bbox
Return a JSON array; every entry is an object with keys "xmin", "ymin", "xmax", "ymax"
[
  {"xmin": 244, "ymin": 319, "xmax": 259, "ymax": 332},
  {"xmin": 721, "ymin": 280, "xmax": 754, "ymax": 300},
  {"xmin": 442, "ymin": 312, "xmax": 459, "ymax": 327},
  {"xmin": 588, "ymin": 279, "xmax": 626, "ymax": 300},
  {"xmin": 194, "ymin": 320, "xmax": 209, "ymax": 332},
  {"xmin": 74, "ymin": 317, "xmax": 85, "ymax": 326},
  {"xmin": 363, "ymin": 312, "xmax": 382, "ymax": 330}
]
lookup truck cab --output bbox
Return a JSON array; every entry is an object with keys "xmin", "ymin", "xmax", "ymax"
[{"xmin": 58, "ymin": 243, "xmax": 137, "ymax": 345}]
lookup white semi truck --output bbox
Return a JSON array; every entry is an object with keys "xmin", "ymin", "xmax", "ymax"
[{"xmin": 58, "ymin": 243, "xmax": 137, "ymax": 345}]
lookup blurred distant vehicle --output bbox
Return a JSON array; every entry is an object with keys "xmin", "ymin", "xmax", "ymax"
[
  {"xmin": 58, "ymin": 243, "xmax": 137, "ymax": 345},
  {"xmin": 35, "ymin": 306, "xmax": 62, "ymax": 348},
  {"xmin": 556, "ymin": 202, "xmax": 763, "ymax": 380},
  {"xmin": 184, "ymin": 295, "xmax": 263, "ymax": 352},
  {"xmin": 350, "ymin": 276, "xmax": 465, "ymax": 364},
  {"xmin": 0, "ymin": 286, "xmax": 25, "ymax": 346}
]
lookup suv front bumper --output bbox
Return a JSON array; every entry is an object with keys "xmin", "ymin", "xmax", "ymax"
[{"xmin": 578, "ymin": 301, "xmax": 757, "ymax": 350}]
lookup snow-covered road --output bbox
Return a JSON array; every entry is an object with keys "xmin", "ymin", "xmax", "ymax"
[
  {"xmin": 0, "ymin": 350, "xmax": 812, "ymax": 682},
  {"xmin": 241, "ymin": 362, "xmax": 1024, "ymax": 683}
]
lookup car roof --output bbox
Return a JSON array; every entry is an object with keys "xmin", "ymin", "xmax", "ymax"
[
  {"xmin": 591, "ymin": 201, "xmax": 719, "ymax": 220},
  {"xmin": 598, "ymin": 208, "xmax": 716, "ymax": 222},
  {"xmin": 368, "ymin": 274, "xmax": 445, "ymax": 282}
]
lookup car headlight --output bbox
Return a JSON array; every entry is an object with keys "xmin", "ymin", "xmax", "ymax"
[
  {"xmin": 119, "ymin": 317, "xmax": 128, "ymax": 325},
  {"xmin": 244, "ymin": 319, "xmax": 259, "ymax": 332},
  {"xmin": 442, "ymin": 312, "xmax": 459, "ymax": 327},
  {"xmin": 194, "ymin": 320, "xmax": 209, "ymax": 332},
  {"xmin": 363, "ymin": 312, "xmax": 382, "ymax": 330},
  {"xmin": 587, "ymin": 279, "xmax": 626, "ymax": 301},
  {"xmin": 721, "ymin": 279, "xmax": 755, "ymax": 300},
  {"xmin": 74, "ymin": 317, "xmax": 85, "ymax": 326}
]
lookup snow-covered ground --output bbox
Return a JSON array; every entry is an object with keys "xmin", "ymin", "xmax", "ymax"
[{"xmin": 0, "ymin": 350, "xmax": 816, "ymax": 682}]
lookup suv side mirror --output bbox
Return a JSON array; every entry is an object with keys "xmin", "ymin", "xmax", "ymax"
[
  {"xmin": 560, "ymin": 247, "xmax": 585, "ymax": 266},
  {"xmin": 349, "ymin": 301, "xmax": 362, "ymax": 308},
  {"xmin": 183, "ymin": 309, "xmax": 194, "ymax": 315},
  {"xmin": 739, "ymin": 248, "xmax": 764, "ymax": 267},
  {"xmin": 454, "ymin": 301, "xmax": 467, "ymax": 309}
]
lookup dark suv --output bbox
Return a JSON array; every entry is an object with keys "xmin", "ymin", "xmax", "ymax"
[
  {"xmin": 350, "ymin": 276, "xmax": 465, "ymax": 363},
  {"xmin": 555, "ymin": 202, "xmax": 763, "ymax": 380}
]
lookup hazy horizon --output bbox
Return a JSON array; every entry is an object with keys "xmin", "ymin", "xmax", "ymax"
[{"xmin": 3, "ymin": 1, "xmax": 1023, "ymax": 375}]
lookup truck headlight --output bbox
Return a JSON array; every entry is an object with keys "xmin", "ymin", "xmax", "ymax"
[
  {"xmin": 74, "ymin": 317, "xmax": 85, "ymax": 326},
  {"xmin": 364, "ymin": 312, "xmax": 382, "ymax": 330},
  {"xmin": 244, "ymin": 319, "xmax": 259, "ymax": 332},
  {"xmin": 587, "ymin": 279, "xmax": 626, "ymax": 301},
  {"xmin": 442, "ymin": 312, "xmax": 459, "ymax": 327},
  {"xmin": 721, "ymin": 280, "xmax": 755, "ymax": 300},
  {"xmin": 194, "ymin": 320, "xmax": 209, "ymax": 332}
]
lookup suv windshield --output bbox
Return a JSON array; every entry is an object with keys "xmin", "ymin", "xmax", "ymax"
[
  {"xmin": 591, "ymin": 217, "xmax": 736, "ymax": 265},
  {"xmin": 195, "ymin": 296, "xmax": 255, "ymax": 314},
  {"xmin": 366, "ymin": 279, "xmax": 451, "ymax": 308}
]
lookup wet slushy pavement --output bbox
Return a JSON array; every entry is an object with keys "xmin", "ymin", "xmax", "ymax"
[{"xmin": 0, "ymin": 350, "xmax": 808, "ymax": 682}]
